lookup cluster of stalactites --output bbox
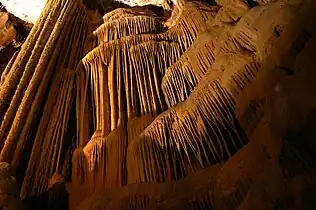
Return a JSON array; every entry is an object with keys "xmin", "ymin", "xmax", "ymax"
[
  {"xmin": 76, "ymin": 0, "xmax": 312, "ymax": 194},
  {"xmin": 73, "ymin": 1, "xmax": 218, "ymax": 195},
  {"xmin": 162, "ymin": 31, "xmax": 222, "ymax": 107},
  {"xmin": 127, "ymin": 0, "xmax": 291, "ymax": 184},
  {"xmin": 75, "ymin": 0, "xmax": 316, "ymax": 209},
  {"xmin": 94, "ymin": 16, "xmax": 163, "ymax": 42},
  {"xmin": 79, "ymin": 1, "xmax": 218, "ymax": 139},
  {"xmin": 102, "ymin": 7, "xmax": 158, "ymax": 22},
  {"xmin": 126, "ymin": 0, "xmax": 312, "ymax": 185},
  {"xmin": 0, "ymin": 0, "xmax": 96, "ymax": 199}
]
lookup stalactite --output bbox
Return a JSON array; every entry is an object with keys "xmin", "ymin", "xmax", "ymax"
[
  {"xmin": 125, "ymin": 0, "xmax": 293, "ymax": 186},
  {"xmin": 72, "ymin": 63, "xmax": 93, "ymax": 186},
  {"xmin": 10, "ymin": 0, "xmax": 78, "ymax": 169},
  {"xmin": 125, "ymin": 0, "xmax": 308, "ymax": 187},
  {"xmin": 93, "ymin": 1, "xmax": 218, "ymax": 52},
  {"xmin": 80, "ymin": 126, "xmax": 127, "ymax": 194},
  {"xmin": 80, "ymin": 0, "xmax": 218, "ymax": 126},
  {"xmin": 74, "ymin": 0, "xmax": 316, "ymax": 209},
  {"xmin": 80, "ymin": 39, "xmax": 181, "ymax": 192},
  {"xmin": 162, "ymin": 58, "xmax": 195, "ymax": 107},
  {"xmin": 0, "ymin": 0, "xmax": 67, "ymax": 158},
  {"xmin": 129, "ymin": 40, "xmax": 181, "ymax": 115},
  {"xmin": 103, "ymin": 126, "xmax": 127, "ymax": 190},
  {"xmin": 162, "ymin": 30, "xmax": 221, "ymax": 107},
  {"xmin": 126, "ymin": 115, "xmax": 161, "ymax": 184},
  {"xmin": 82, "ymin": 130, "xmax": 106, "ymax": 193},
  {"xmin": 72, "ymin": 1, "xmax": 220, "ymax": 200},
  {"xmin": 127, "ymin": 115, "xmax": 156, "ymax": 145},
  {"xmin": 157, "ymin": 2, "xmax": 218, "ymax": 51},
  {"xmin": 102, "ymin": 7, "xmax": 157, "ymax": 23},
  {"xmin": 82, "ymin": 40, "xmax": 181, "ymax": 137},
  {"xmin": 20, "ymin": 69, "xmax": 76, "ymax": 198},
  {"xmin": 94, "ymin": 16, "xmax": 163, "ymax": 42},
  {"xmin": 0, "ymin": 0, "xmax": 57, "ymax": 116},
  {"xmin": 127, "ymin": 51, "xmax": 262, "ymax": 184},
  {"xmin": 0, "ymin": 0, "xmax": 95, "ymax": 199}
]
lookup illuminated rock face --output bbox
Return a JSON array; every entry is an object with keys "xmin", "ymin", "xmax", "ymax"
[{"xmin": 1, "ymin": 0, "xmax": 316, "ymax": 209}]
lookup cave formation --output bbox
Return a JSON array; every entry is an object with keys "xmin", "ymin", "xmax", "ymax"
[{"xmin": 0, "ymin": 0, "xmax": 316, "ymax": 209}]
